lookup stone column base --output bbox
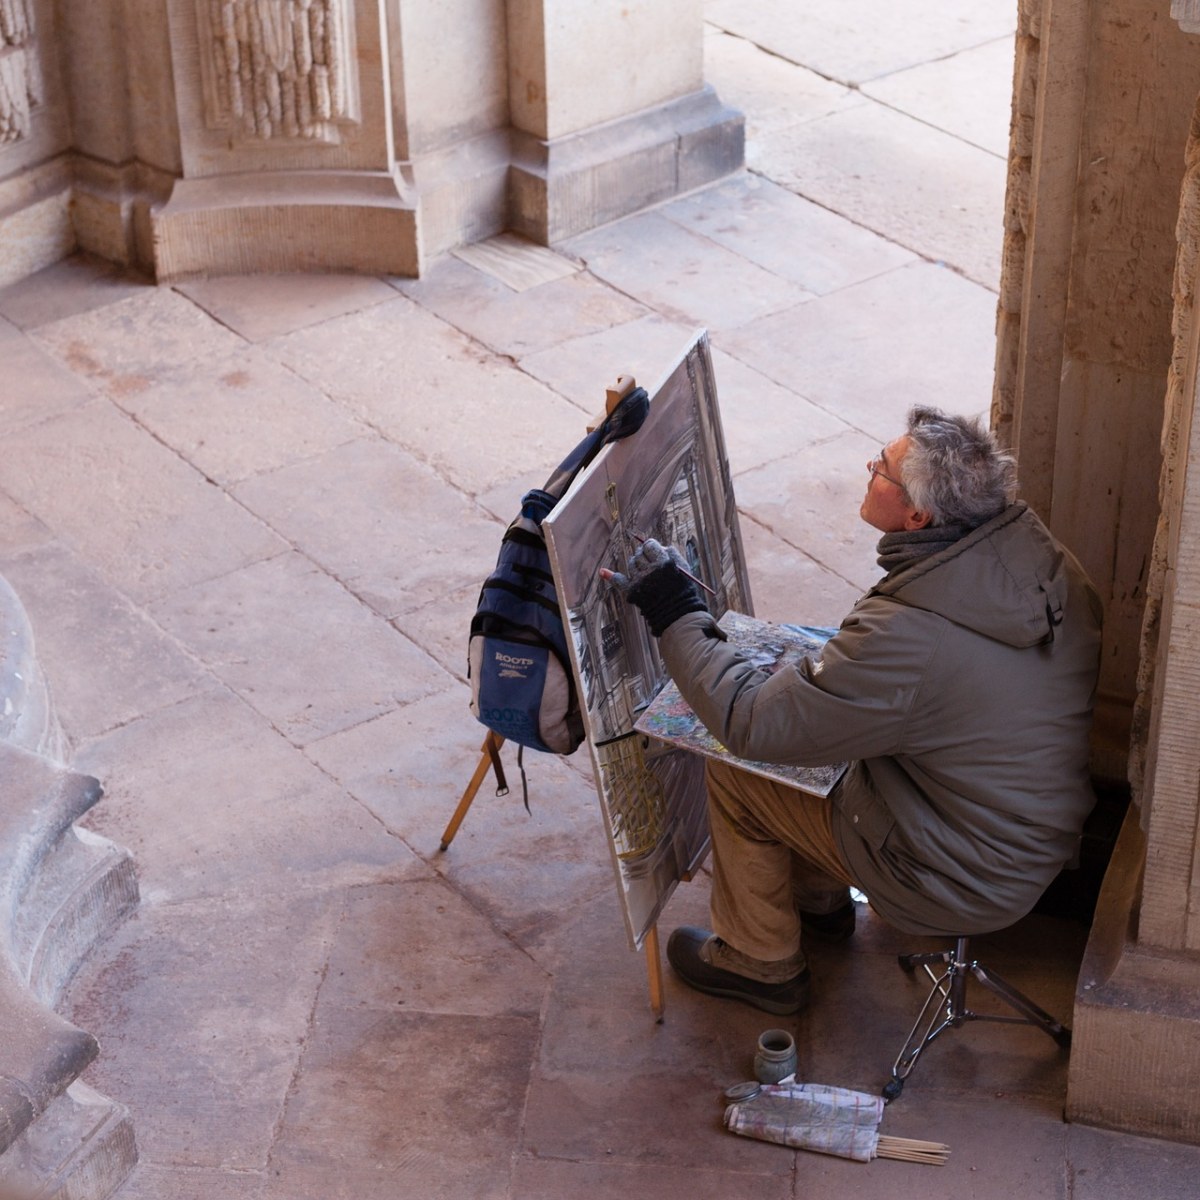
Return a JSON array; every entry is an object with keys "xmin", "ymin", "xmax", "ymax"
[
  {"xmin": 0, "ymin": 158, "xmax": 76, "ymax": 290},
  {"xmin": 151, "ymin": 171, "xmax": 420, "ymax": 282},
  {"xmin": 1067, "ymin": 806, "xmax": 1200, "ymax": 1144},
  {"xmin": 509, "ymin": 85, "xmax": 744, "ymax": 245}
]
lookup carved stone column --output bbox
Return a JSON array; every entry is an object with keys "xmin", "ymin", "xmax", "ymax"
[
  {"xmin": 0, "ymin": 0, "xmax": 72, "ymax": 288},
  {"xmin": 152, "ymin": 0, "xmax": 416, "ymax": 278}
]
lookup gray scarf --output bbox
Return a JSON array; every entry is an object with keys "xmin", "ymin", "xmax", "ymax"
[{"xmin": 876, "ymin": 522, "xmax": 973, "ymax": 577}]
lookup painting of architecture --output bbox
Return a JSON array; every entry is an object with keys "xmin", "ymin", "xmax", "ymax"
[{"xmin": 542, "ymin": 330, "xmax": 752, "ymax": 949}]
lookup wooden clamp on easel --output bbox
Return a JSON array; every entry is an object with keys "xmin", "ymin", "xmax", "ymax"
[{"xmin": 441, "ymin": 373, "xmax": 667, "ymax": 1019}]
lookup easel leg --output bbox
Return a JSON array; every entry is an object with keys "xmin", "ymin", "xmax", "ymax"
[
  {"xmin": 645, "ymin": 923, "xmax": 665, "ymax": 1022},
  {"xmin": 440, "ymin": 731, "xmax": 505, "ymax": 851}
]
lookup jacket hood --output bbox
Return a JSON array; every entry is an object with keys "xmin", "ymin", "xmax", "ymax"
[{"xmin": 870, "ymin": 502, "xmax": 1068, "ymax": 648}]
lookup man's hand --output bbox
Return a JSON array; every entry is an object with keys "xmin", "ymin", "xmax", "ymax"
[{"xmin": 600, "ymin": 538, "xmax": 708, "ymax": 637}]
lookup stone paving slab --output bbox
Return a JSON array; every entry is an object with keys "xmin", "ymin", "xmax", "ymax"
[
  {"xmin": 0, "ymin": 543, "xmax": 210, "ymax": 744},
  {"xmin": 0, "ymin": 314, "xmax": 96, "ymax": 436},
  {"xmin": 861, "ymin": 35, "xmax": 1017, "ymax": 158},
  {"xmin": 708, "ymin": 345, "xmax": 854, "ymax": 477},
  {"xmin": 265, "ymin": 1006, "xmax": 539, "ymax": 1200},
  {"xmin": 395, "ymin": 582, "xmax": 478, "ymax": 681},
  {"xmin": 662, "ymin": 174, "xmax": 916, "ymax": 297},
  {"xmin": 314, "ymin": 877, "xmax": 548, "ymax": 1019},
  {"xmin": 562, "ymin": 210, "xmax": 816, "ymax": 333},
  {"xmin": 510, "ymin": 1158, "xmax": 792, "ymax": 1200},
  {"xmin": 703, "ymin": 28, "xmax": 864, "ymax": 143},
  {"xmin": 836, "ymin": 1092, "xmax": 1069, "ymax": 1199},
  {"xmin": 719, "ymin": 261, "xmax": 999, "ymax": 441},
  {"xmin": 0, "ymin": 400, "xmax": 287, "ymax": 604},
  {"xmin": 230, "ymin": 438, "xmax": 502, "ymax": 621},
  {"xmin": 754, "ymin": 102, "xmax": 1007, "ymax": 288},
  {"xmin": 391, "ymin": 252, "xmax": 649, "ymax": 359},
  {"xmin": 733, "ymin": 426, "xmax": 886, "ymax": 591},
  {"xmin": 175, "ymin": 273, "xmax": 398, "ymax": 343},
  {"xmin": 0, "ymin": 489, "xmax": 52, "ymax": 556},
  {"xmin": 112, "ymin": 347, "xmax": 366, "ymax": 488},
  {"xmin": 148, "ymin": 551, "xmax": 448, "ymax": 745},
  {"xmin": 102, "ymin": 1166, "xmax": 264, "ymax": 1200},
  {"xmin": 705, "ymin": 0, "xmax": 1016, "ymax": 85},
  {"xmin": 266, "ymin": 297, "xmax": 593, "ymax": 495},
  {"xmin": 74, "ymin": 689, "xmax": 424, "ymax": 903},
  {"xmin": 0, "ymin": 253, "xmax": 151, "ymax": 330},
  {"xmin": 29, "ymin": 288, "xmax": 248, "ymax": 389},
  {"xmin": 1067, "ymin": 1123, "xmax": 1200, "ymax": 1198},
  {"xmin": 739, "ymin": 517, "xmax": 864, "ymax": 628},
  {"xmin": 69, "ymin": 892, "xmax": 342, "ymax": 1171},
  {"xmin": 517, "ymin": 313, "xmax": 699, "ymax": 412},
  {"xmin": 303, "ymin": 685, "xmax": 612, "ymax": 955}
]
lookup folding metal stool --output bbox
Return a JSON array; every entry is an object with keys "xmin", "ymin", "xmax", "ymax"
[{"xmin": 882, "ymin": 935, "xmax": 1072, "ymax": 1101}]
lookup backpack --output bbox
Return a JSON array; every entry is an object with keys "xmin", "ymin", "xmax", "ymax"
[{"xmin": 468, "ymin": 385, "xmax": 650, "ymax": 764}]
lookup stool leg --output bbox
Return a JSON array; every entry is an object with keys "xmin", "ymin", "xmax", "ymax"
[
  {"xmin": 884, "ymin": 938, "xmax": 971, "ymax": 1102},
  {"xmin": 884, "ymin": 936, "xmax": 1072, "ymax": 1101},
  {"xmin": 968, "ymin": 960, "xmax": 1072, "ymax": 1048}
]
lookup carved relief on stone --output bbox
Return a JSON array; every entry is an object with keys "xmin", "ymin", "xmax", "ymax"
[
  {"xmin": 0, "ymin": 0, "xmax": 42, "ymax": 145},
  {"xmin": 196, "ymin": 0, "xmax": 358, "ymax": 144},
  {"xmin": 1172, "ymin": 1, "xmax": 1200, "ymax": 35}
]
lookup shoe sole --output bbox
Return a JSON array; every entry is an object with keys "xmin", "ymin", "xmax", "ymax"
[{"xmin": 682, "ymin": 977, "xmax": 807, "ymax": 1016}]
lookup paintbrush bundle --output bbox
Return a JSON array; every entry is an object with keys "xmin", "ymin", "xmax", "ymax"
[{"xmin": 724, "ymin": 1081, "xmax": 950, "ymax": 1165}]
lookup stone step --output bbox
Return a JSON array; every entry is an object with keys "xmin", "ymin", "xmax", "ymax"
[
  {"xmin": 0, "ymin": 1081, "xmax": 137, "ymax": 1200},
  {"xmin": 15, "ymin": 825, "xmax": 139, "ymax": 1010},
  {"xmin": 0, "ymin": 742, "xmax": 140, "ymax": 1198}
]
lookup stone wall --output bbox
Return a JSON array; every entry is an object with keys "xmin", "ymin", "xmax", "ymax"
[{"xmin": 0, "ymin": 0, "xmax": 742, "ymax": 283}]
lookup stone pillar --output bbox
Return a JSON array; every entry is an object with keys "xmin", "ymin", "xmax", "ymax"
[
  {"xmin": 385, "ymin": 0, "xmax": 513, "ymax": 266},
  {"xmin": 998, "ymin": 0, "xmax": 1200, "ymax": 1144},
  {"xmin": 506, "ymin": 0, "xmax": 743, "ymax": 244},
  {"xmin": 1068, "ymin": 108, "xmax": 1200, "ymax": 1139},
  {"xmin": 993, "ymin": 0, "xmax": 1200, "ymax": 782},
  {"xmin": 61, "ymin": 0, "xmax": 183, "ymax": 270}
]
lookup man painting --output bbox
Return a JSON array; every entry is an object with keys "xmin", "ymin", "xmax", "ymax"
[{"xmin": 603, "ymin": 406, "xmax": 1103, "ymax": 1015}]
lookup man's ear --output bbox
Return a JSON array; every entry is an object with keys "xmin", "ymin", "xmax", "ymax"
[{"xmin": 905, "ymin": 509, "xmax": 933, "ymax": 530}]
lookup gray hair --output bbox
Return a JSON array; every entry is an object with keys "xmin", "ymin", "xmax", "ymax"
[{"xmin": 899, "ymin": 406, "xmax": 1016, "ymax": 528}]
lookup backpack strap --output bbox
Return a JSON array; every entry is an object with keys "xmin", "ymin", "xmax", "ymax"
[{"xmin": 537, "ymin": 384, "xmax": 650, "ymax": 506}]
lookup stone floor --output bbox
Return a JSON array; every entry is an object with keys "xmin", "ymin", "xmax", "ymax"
[{"xmin": 3, "ymin": 1, "xmax": 1200, "ymax": 1197}]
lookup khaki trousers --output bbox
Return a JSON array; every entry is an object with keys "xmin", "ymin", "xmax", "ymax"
[{"xmin": 706, "ymin": 758, "xmax": 855, "ymax": 971}]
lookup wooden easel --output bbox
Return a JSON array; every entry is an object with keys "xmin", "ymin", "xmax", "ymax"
[
  {"xmin": 438, "ymin": 729, "xmax": 508, "ymax": 852},
  {"xmin": 440, "ymin": 375, "xmax": 667, "ymax": 1019},
  {"xmin": 439, "ymin": 734, "xmax": 666, "ymax": 1018}
]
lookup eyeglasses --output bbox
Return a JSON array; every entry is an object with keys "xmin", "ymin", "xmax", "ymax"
[{"xmin": 867, "ymin": 452, "xmax": 905, "ymax": 490}]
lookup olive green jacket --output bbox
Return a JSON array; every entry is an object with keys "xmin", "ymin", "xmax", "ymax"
[{"xmin": 659, "ymin": 502, "xmax": 1103, "ymax": 936}]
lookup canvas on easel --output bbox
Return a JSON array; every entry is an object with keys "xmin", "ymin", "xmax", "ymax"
[{"xmin": 542, "ymin": 330, "xmax": 752, "ymax": 953}]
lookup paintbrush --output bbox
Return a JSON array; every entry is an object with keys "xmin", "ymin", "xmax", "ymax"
[{"xmin": 629, "ymin": 531, "xmax": 717, "ymax": 597}]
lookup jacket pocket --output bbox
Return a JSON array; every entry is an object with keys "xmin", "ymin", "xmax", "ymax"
[{"xmin": 832, "ymin": 763, "xmax": 896, "ymax": 850}]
